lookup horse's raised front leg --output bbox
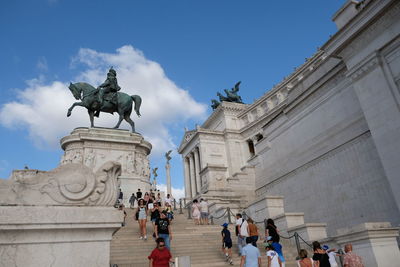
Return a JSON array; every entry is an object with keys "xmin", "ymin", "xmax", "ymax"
[
  {"xmin": 67, "ymin": 102, "xmax": 84, "ymax": 117},
  {"xmin": 113, "ymin": 114, "xmax": 124, "ymax": 129},
  {"xmin": 88, "ymin": 110, "xmax": 95, "ymax": 128},
  {"xmin": 124, "ymin": 114, "xmax": 135, "ymax": 133}
]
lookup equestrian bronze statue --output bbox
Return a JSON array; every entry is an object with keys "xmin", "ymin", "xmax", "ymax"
[{"xmin": 67, "ymin": 67, "xmax": 142, "ymax": 132}]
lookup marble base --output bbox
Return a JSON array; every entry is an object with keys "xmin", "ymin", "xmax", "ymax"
[
  {"xmin": 60, "ymin": 127, "xmax": 153, "ymax": 204},
  {"xmin": 0, "ymin": 206, "xmax": 123, "ymax": 267},
  {"xmin": 335, "ymin": 222, "xmax": 400, "ymax": 267}
]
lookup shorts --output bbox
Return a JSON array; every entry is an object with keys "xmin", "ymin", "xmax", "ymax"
[
  {"xmin": 201, "ymin": 212, "xmax": 209, "ymax": 219},
  {"xmin": 138, "ymin": 211, "xmax": 147, "ymax": 220},
  {"xmin": 223, "ymin": 241, "xmax": 232, "ymax": 249}
]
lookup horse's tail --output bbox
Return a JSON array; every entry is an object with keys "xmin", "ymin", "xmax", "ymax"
[{"xmin": 131, "ymin": 95, "xmax": 142, "ymax": 117}]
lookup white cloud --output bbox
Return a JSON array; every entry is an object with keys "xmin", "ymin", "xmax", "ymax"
[
  {"xmin": 0, "ymin": 45, "xmax": 207, "ymax": 156},
  {"xmin": 156, "ymin": 183, "xmax": 185, "ymax": 200}
]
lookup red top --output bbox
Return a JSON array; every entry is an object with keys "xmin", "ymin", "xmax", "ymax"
[{"xmin": 148, "ymin": 248, "xmax": 172, "ymax": 267}]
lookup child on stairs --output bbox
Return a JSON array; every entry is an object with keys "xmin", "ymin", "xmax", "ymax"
[{"xmin": 221, "ymin": 223, "xmax": 234, "ymax": 265}]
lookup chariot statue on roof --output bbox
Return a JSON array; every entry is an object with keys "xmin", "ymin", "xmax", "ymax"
[{"xmin": 211, "ymin": 81, "xmax": 244, "ymax": 110}]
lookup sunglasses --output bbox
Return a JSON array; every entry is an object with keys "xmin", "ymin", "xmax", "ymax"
[{"xmin": 158, "ymin": 245, "xmax": 165, "ymax": 248}]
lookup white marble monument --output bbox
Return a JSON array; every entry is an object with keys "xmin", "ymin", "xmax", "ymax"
[
  {"xmin": 60, "ymin": 127, "xmax": 152, "ymax": 206},
  {"xmin": 179, "ymin": 0, "xmax": 400, "ymax": 265},
  {"xmin": 0, "ymin": 161, "xmax": 123, "ymax": 267}
]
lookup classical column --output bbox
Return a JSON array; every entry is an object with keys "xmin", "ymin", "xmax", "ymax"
[
  {"xmin": 165, "ymin": 163, "xmax": 171, "ymax": 195},
  {"xmin": 189, "ymin": 153, "xmax": 196, "ymax": 198},
  {"xmin": 183, "ymin": 157, "xmax": 191, "ymax": 199},
  {"xmin": 193, "ymin": 148, "xmax": 201, "ymax": 194}
]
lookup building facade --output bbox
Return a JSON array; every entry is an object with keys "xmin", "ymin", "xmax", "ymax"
[{"xmin": 178, "ymin": 0, "xmax": 400, "ymax": 237}]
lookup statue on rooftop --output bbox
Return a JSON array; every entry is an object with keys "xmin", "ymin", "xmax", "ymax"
[
  {"xmin": 165, "ymin": 150, "xmax": 173, "ymax": 164},
  {"xmin": 66, "ymin": 67, "xmax": 142, "ymax": 132},
  {"xmin": 211, "ymin": 99, "xmax": 220, "ymax": 110},
  {"xmin": 212, "ymin": 81, "xmax": 244, "ymax": 110}
]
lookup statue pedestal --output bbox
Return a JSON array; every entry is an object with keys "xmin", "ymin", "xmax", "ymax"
[{"xmin": 60, "ymin": 127, "xmax": 152, "ymax": 205}]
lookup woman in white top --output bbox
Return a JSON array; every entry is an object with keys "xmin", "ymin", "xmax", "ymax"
[
  {"xmin": 265, "ymin": 243, "xmax": 282, "ymax": 267},
  {"xmin": 191, "ymin": 199, "xmax": 201, "ymax": 225}
]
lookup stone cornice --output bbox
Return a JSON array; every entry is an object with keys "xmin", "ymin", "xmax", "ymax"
[
  {"xmin": 237, "ymin": 51, "xmax": 331, "ymax": 132},
  {"xmin": 322, "ymin": 0, "xmax": 394, "ymax": 57},
  {"xmin": 60, "ymin": 127, "xmax": 152, "ymax": 154},
  {"xmin": 240, "ymin": 102, "xmax": 286, "ymax": 137},
  {"xmin": 346, "ymin": 51, "xmax": 380, "ymax": 81}
]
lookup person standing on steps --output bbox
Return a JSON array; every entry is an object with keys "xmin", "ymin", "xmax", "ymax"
[
  {"xmin": 240, "ymin": 237, "xmax": 261, "ymax": 267},
  {"xmin": 247, "ymin": 218, "xmax": 259, "ymax": 247},
  {"xmin": 155, "ymin": 210, "xmax": 172, "ymax": 251},
  {"xmin": 156, "ymin": 192, "xmax": 162, "ymax": 207},
  {"xmin": 343, "ymin": 243, "xmax": 364, "ymax": 267},
  {"xmin": 118, "ymin": 204, "xmax": 127, "ymax": 227},
  {"xmin": 136, "ymin": 188, "xmax": 142, "ymax": 200},
  {"xmin": 137, "ymin": 198, "xmax": 148, "ymax": 240},
  {"xmin": 150, "ymin": 202, "xmax": 160, "ymax": 238},
  {"xmin": 265, "ymin": 218, "xmax": 279, "ymax": 243},
  {"xmin": 129, "ymin": 193, "xmax": 136, "ymax": 209},
  {"xmin": 267, "ymin": 236, "xmax": 286, "ymax": 267},
  {"xmin": 144, "ymin": 192, "xmax": 150, "ymax": 205},
  {"xmin": 322, "ymin": 245, "xmax": 338, "ymax": 267},
  {"xmin": 236, "ymin": 213, "xmax": 245, "ymax": 256},
  {"xmin": 239, "ymin": 214, "xmax": 249, "ymax": 255},
  {"xmin": 297, "ymin": 249, "xmax": 314, "ymax": 267},
  {"xmin": 192, "ymin": 199, "xmax": 201, "ymax": 225},
  {"xmin": 264, "ymin": 242, "xmax": 282, "ymax": 267},
  {"xmin": 312, "ymin": 241, "xmax": 331, "ymax": 267},
  {"xmin": 118, "ymin": 189, "xmax": 123, "ymax": 204},
  {"xmin": 164, "ymin": 194, "xmax": 173, "ymax": 207},
  {"xmin": 221, "ymin": 223, "xmax": 233, "ymax": 265},
  {"xmin": 148, "ymin": 237, "xmax": 174, "ymax": 267},
  {"xmin": 199, "ymin": 198, "xmax": 209, "ymax": 225}
]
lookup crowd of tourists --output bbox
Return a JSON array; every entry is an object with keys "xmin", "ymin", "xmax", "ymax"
[
  {"xmin": 127, "ymin": 189, "xmax": 175, "ymax": 241},
  {"xmin": 118, "ymin": 194, "xmax": 365, "ymax": 267},
  {"xmin": 117, "ymin": 188, "xmax": 176, "ymax": 266},
  {"xmin": 226, "ymin": 213, "xmax": 364, "ymax": 267}
]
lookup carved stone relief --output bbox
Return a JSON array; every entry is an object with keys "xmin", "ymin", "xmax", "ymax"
[
  {"xmin": 0, "ymin": 162, "xmax": 121, "ymax": 206},
  {"xmin": 84, "ymin": 149, "xmax": 96, "ymax": 168}
]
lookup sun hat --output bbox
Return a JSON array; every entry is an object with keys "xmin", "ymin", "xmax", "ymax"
[
  {"xmin": 322, "ymin": 245, "xmax": 329, "ymax": 250},
  {"xmin": 221, "ymin": 223, "xmax": 229, "ymax": 227}
]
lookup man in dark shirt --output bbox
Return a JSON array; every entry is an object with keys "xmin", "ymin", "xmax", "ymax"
[
  {"xmin": 136, "ymin": 189, "xmax": 142, "ymax": 199},
  {"xmin": 221, "ymin": 223, "xmax": 233, "ymax": 265},
  {"xmin": 155, "ymin": 211, "xmax": 172, "ymax": 250}
]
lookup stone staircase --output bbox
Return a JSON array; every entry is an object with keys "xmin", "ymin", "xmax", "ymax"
[{"xmin": 110, "ymin": 209, "xmax": 299, "ymax": 266}]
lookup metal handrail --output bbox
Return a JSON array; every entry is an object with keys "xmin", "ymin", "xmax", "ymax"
[
  {"xmin": 210, "ymin": 209, "xmax": 228, "ymax": 219},
  {"xmin": 296, "ymin": 232, "xmax": 313, "ymax": 248}
]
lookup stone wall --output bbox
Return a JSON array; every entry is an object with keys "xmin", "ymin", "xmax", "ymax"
[
  {"xmin": 178, "ymin": 0, "xmax": 400, "ymax": 238},
  {"xmin": 253, "ymin": 67, "xmax": 400, "ymax": 234}
]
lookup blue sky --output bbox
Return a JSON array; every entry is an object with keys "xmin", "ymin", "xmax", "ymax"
[{"xmin": 0, "ymin": 0, "xmax": 345, "ymax": 197}]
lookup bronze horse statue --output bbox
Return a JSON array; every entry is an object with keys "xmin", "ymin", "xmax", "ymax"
[{"xmin": 67, "ymin": 82, "xmax": 142, "ymax": 132}]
